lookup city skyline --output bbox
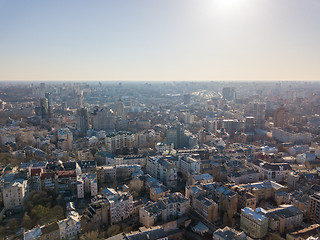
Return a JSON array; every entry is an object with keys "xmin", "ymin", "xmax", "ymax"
[{"xmin": 0, "ymin": 0, "xmax": 320, "ymax": 81}]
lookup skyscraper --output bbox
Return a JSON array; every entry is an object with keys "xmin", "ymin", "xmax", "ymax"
[
  {"xmin": 222, "ymin": 87, "xmax": 236, "ymax": 101},
  {"xmin": 45, "ymin": 92, "xmax": 52, "ymax": 117},
  {"xmin": 116, "ymin": 99, "xmax": 124, "ymax": 116},
  {"xmin": 246, "ymin": 102, "xmax": 266, "ymax": 128},
  {"xmin": 77, "ymin": 108, "xmax": 89, "ymax": 137},
  {"xmin": 40, "ymin": 98, "xmax": 49, "ymax": 119}
]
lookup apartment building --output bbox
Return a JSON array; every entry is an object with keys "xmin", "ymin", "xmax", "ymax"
[
  {"xmin": 102, "ymin": 188, "xmax": 134, "ymax": 225},
  {"xmin": 308, "ymin": 192, "xmax": 320, "ymax": 223},
  {"xmin": 146, "ymin": 156, "xmax": 178, "ymax": 187},
  {"xmin": 139, "ymin": 192, "xmax": 190, "ymax": 228},
  {"xmin": 266, "ymin": 205, "xmax": 303, "ymax": 234},
  {"xmin": 77, "ymin": 173, "xmax": 98, "ymax": 199},
  {"xmin": 240, "ymin": 207, "xmax": 268, "ymax": 239},
  {"xmin": 2, "ymin": 178, "xmax": 28, "ymax": 210},
  {"xmin": 193, "ymin": 195, "xmax": 219, "ymax": 223}
]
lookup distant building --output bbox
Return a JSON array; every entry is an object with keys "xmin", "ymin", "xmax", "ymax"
[
  {"xmin": 76, "ymin": 108, "xmax": 89, "ymax": 137},
  {"xmin": 183, "ymin": 94, "xmax": 191, "ymax": 104},
  {"xmin": 274, "ymin": 107, "xmax": 290, "ymax": 128},
  {"xmin": 92, "ymin": 108, "xmax": 115, "ymax": 131},
  {"xmin": 105, "ymin": 132, "xmax": 135, "ymax": 155},
  {"xmin": 222, "ymin": 87, "xmax": 236, "ymax": 101}
]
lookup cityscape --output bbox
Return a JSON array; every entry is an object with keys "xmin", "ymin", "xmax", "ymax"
[
  {"xmin": 0, "ymin": 81, "xmax": 320, "ymax": 239},
  {"xmin": 1, "ymin": 0, "xmax": 320, "ymax": 239}
]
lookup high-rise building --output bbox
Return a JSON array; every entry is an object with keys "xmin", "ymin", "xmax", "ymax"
[
  {"xmin": 274, "ymin": 107, "xmax": 290, "ymax": 128},
  {"xmin": 40, "ymin": 98, "xmax": 49, "ymax": 119},
  {"xmin": 45, "ymin": 92, "xmax": 52, "ymax": 117},
  {"xmin": 246, "ymin": 102, "xmax": 266, "ymax": 128},
  {"xmin": 222, "ymin": 87, "xmax": 236, "ymax": 101},
  {"xmin": 77, "ymin": 108, "xmax": 89, "ymax": 137},
  {"xmin": 116, "ymin": 99, "xmax": 124, "ymax": 116},
  {"xmin": 92, "ymin": 108, "xmax": 115, "ymax": 131},
  {"xmin": 76, "ymin": 91, "xmax": 83, "ymax": 109},
  {"xmin": 166, "ymin": 123, "xmax": 185, "ymax": 149}
]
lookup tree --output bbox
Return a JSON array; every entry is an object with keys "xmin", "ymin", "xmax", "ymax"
[
  {"xmin": 128, "ymin": 179, "xmax": 144, "ymax": 198},
  {"xmin": 22, "ymin": 213, "xmax": 34, "ymax": 230},
  {"xmin": 80, "ymin": 230, "xmax": 104, "ymax": 240},
  {"xmin": 107, "ymin": 225, "xmax": 121, "ymax": 237}
]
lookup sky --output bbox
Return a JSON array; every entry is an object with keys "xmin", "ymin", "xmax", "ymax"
[{"xmin": 0, "ymin": 0, "xmax": 319, "ymax": 81}]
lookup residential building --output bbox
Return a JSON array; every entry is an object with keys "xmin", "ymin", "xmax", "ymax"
[
  {"xmin": 146, "ymin": 156, "xmax": 178, "ymax": 187},
  {"xmin": 2, "ymin": 178, "xmax": 28, "ymax": 209},
  {"xmin": 139, "ymin": 192, "xmax": 190, "ymax": 228},
  {"xmin": 240, "ymin": 207, "xmax": 268, "ymax": 239},
  {"xmin": 57, "ymin": 211, "xmax": 81, "ymax": 240}
]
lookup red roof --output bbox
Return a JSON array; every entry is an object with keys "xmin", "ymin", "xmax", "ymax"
[
  {"xmin": 40, "ymin": 172, "xmax": 55, "ymax": 180},
  {"xmin": 57, "ymin": 170, "xmax": 76, "ymax": 178},
  {"xmin": 31, "ymin": 168, "xmax": 42, "ymax": 177}
]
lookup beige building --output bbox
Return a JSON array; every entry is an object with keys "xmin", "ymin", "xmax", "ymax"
[
  {"xmin": 2, "ymin": 178, "xmax": 28, "ymax": 210},
  {"xmin": 266, "ymin": 205, "xmax": 303, "ymax": 235},
  {"xmin": 240, "ymin": 207, "xmax": 268, "ymax": 239},
  {"xmin": 193, "ymin": 195, "xmax": 219, "ymax": 223},
  {"xmin": 139, "ymin": 192, "xmax": 190, "ymax": 228},
  {"xmin": 307, "ymin": 193, "xmax": 320, "ymax": 223}
]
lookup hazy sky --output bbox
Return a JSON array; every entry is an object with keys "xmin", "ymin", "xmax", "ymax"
[{"xmin": 0, "ymin": 0, "xmax": 319, "ymax": 81}]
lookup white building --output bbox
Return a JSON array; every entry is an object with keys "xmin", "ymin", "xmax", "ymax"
[
  {"xmin": 77, "ymin": 173, "xmax": 98, "ymax": 199},
  {"xmin": 58, "ymin": 210, "xmax": 81, "ymax": 240},
  {"xmin": 240, "ymin": 207, "xmax": 268, "ymax": 239},
  {"xmin": 179, "ymin": 155, "xmax": 201, "ymax": 176}
]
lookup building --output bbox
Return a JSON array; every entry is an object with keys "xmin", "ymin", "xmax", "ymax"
[
  {"xmin": 146, "ymin": 156, "xmax": 178, "ymax": 187},
  {"xmin": 92, "ymin": 107, "xmax": 115, "ymax": 131},
  {"xmin": 239, "ymin": 180, "xmax": 285, "ymax": 201},
  {"xmin": 57, "ymin": 128, "xmax": 73, "ymax": 151},
  {"xmin": 274, "ymin": 107, "xmax": 290, "ymax": 128},
  {"xmin": 105, "ymin": 132, "xmax": 135, "ymax": 155},
  {"xmin": 57, "ymin": 210, "xmax": 81, "ymax": 240},
  {"xmin": 116, "ymin": 99, "xmax": 124, "ymax": 116},
  {"xmin": 222, "ymin": 87, "xmax": 236, "ymax": 101},
  {"xmin": 76, "ymin": 108, "xmax": 89, "ymax": 137},
  {"xmin": 24, "ymin": 222, "xmax": 60, "ymax": 240},
  {"xmin": 213, "ymin": 226, "xmax": 252, "ymax": 240},
  {"xmin": 249, "ymin": 159, "xmax": 292, "ymax": 182},
  {"xmin": 166, "ymin": 123, "xmax": 185, "ymax": 149},
  {"xmin": 139, "ymin": 192, "xmax": 190, "ymax": 228},
  {"xmin": 245, "ymin": 102, "xmax": 266, "ymax": 128},
  {"xmin": 2, "ymin": 178, "xmax": 28, "ymax": 210},
  {"xmin": 266, "ymin": 205, "xmax": 303, "ymax": 234},
  {"xmin": 272, "ymin": 128, "xmax": 312, "ymax": 144},
  {"xmin": 308, "ymin": 193, "xmax": 320, "ymax": 223},
  {"xmin": 102, "ymin": 188, "xmax": 134, "ymax": 225},
  {"xmin": 240, "ymin": 207, "xmax": 268, "ymax": 239},
  {"xmin": 178, "ymin": 155, "xmax": 201, "ymax": 177},
  {"xmin": 77, "ymin": 173, "xmax": 98, "ymax": 199},
  {"xmin": 40, "ymin": 98, "xmax": 49, "ymax": 119},
  {"xmin": 286, "ymin": 224, "xmax": 320, "ymax": 240},
  {"xmin": 193, "ymin": 195, "xmax": 219, "ymax": 223},
  {"xmin": 82, "ymin": 195, "xmax": 109, "ymax": 230}
]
